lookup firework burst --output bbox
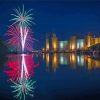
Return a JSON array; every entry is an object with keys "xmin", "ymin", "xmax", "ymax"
[
  {"xmin": 6, "ymin": 5, "xmax": 37, "ymax": 53},
  {"xmin": 10, "ymin": 5, "xmax": 35, "ymax": 27},
  {"xmin": 6, "ymin": 25, "xmax": 35, "ymax": 52},
  {"xmin": 10, "ymin": 78, "xmax": 36, "ymax": 100},
  {"xmin": 5, "ymin": 54, "xmax": 39, "ymax": 81}
]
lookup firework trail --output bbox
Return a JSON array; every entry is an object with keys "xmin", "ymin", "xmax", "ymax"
[
  {"xmin": 5, "ymin": 54, "xmax": 39, "ymax": 100},
  {"xmin": 5, "ymin": 54, "xmax": 39, "ymax": 81},
  {"xmin": 6, "ymin": 25, "xmax": 35, "ymax": 52},
  {"xmin": 5, "ymin": 5, "xmax": 38, "ymax": 100},
  {"xmin": 7, "ymin": 5, "xmax": 36, "ymax": 53}
]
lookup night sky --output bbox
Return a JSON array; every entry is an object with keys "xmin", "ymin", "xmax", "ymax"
[{"xmin": 0, "ymin": 0, "xmax": 100, "ymax": 49}]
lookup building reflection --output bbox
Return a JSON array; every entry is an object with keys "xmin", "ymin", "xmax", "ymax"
[
  {"xmin": 84, "ymin": 55, "xmax": 100, "ymax": 71},
  {"xmin": 46, "ymin": 53, "xmax": 58, "ymax": 72},
  {"xmin": 45, "ymin": 53, "xmax": 100, "ymax": 71},
  {"xmin": 5, "ymin": 54, "xmax": 39, "ymax": 100},
  {"xmin": 59, "ymin": 53, "xmax": 68, "ymax": 65},
  {"xmin": 42, "ymin": 53, "xmax": 45, "ymax": 60},
  {"xmin": 52, "ymin": 53, "xmax": 58, "ymax": 72},
  {"xmin": 46, "ymin": 54, "xmax": 50, "ymax": 71},
  {"xmin": 69, "ymin": 53, "xmax": 77, "ymax": 69}
]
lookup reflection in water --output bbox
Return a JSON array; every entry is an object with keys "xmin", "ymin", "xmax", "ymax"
[
  {"xmin": 85, "ymin": 55, "xmax": 100, "ymax": 71},
  {"xmin": 45, "ymin": 53, "xmax": 100, "ymax": 71},
  {"xmin": 45, "ymin": 54, "xmax": 58, "ymax": 72},
  {"xmin": 52, "ymin": 53, "xmax": 58, "ymax": 72},
  {"xmin": 46, "ymin": 54, "xmax": 49, "ymax": 68},
  {"xmin": 42, "ymin": 53, "xmax": 45, "ymax": 60},
  {"xmin": 5, "ymin": 54, "xmax": 39, "ymax": 100},
  {"xmin": 10, "ymin": 78, "xmax": 36, "ymax": 100},
  {"xmin": 69, "ymin": 53, "xmax": 77, "ymax": 69},
  {"xmin": 59, "ymin": 54, "xmax": 68, "ymax": 65},
  {"xmin": 77, "ymin": 55, "xmax": 84, "ymax": 67}
]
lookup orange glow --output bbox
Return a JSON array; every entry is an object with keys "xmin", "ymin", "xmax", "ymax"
[
  {"xmin": 46, "ymin": 39, "xmax": 49, "ymax": 51},
  {"xmin": 46, "ymin": 44, "xmax": 49, "ymax": 50},
  {"xmin": 42, "ymin": 48, "xmax": 45, "ymax": 51},
  {"xmin": 72, "ymin": 54, "xmax": 75, "ymax": 61},
  {"xmin": 94, "ymin": 38, "xmax": 99, "ymax": 44},
  {"xmin": 71, "ymin": 44, "xmax": 75, "ymax": 50},
  {"xmin": 87, "ymin": 34, "xmax": 92, "ymax": 48},
  {"xmin": 46, "ymin": 54, "xmax": 49, "ymax": 64},
  {"xmin": 52, "ymin": 54, "xmax": 58, "ymax": 72},
  {"xmin": 69, "ymin": 53, "xmax": 76, "ymax": 68},
  {"xmin": 53, "ymin": 42, "xmax": 57, "ymax": 49},
  {"xmin": 42, "ymin": 53, "xmax": 45, "ymax": 60},
  {"xmin": 87, "ymin": 41, "xmax": 91, "ymax": 47},
  {"xmin": 53, "ymin": 54, "xmax": 57, "ymax": 63},
  {"xmin": 45, "ymin": 53, "xmax": 100, "ymax": 72}
]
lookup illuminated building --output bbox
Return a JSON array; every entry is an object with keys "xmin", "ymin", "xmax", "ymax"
[
  {"xmin": 94, "ymin": 38, "xmax": 99, "ymax": 44},
  {"xmin": 51, "ymin": 33, "xmax": 58, "ymax": 51},
  {"xmin": 77, "ymin": 39, "xmax": 84, "ymax": 50},
  {"xmin": 69, "ymin": 36, "xmax": 77, "ymax": 51},
  {"xmin": 85, "ymin": 32, "xmax": 94, "ymax": 49},
  {"xmin": 87, "ymin": 33, "xmax": 93, "ymax": 47},
  {"xmin": 84, "ymin": 33, "xmax": 100, "ymax": 50},
  {"xmin": 46, "ymin": 33, "xmax": 58, "ymax": 52},
  {"xmin": 94, "ymin": 37, "xmax": 100, "ymax": 45},
  {"xmin": 45, "ymin": 32, "xmax": 100, "ymax": 52},
  {"xmin": 46, "ymin": 33, "xmax": 50, "ymax": 51},
  {"xmin": 42, "ymin": 48, "xmax": 45, "ymax": 52},
  {"xmin": 59, "ymin": 41, "xmax": 68, "ymax": 52}
]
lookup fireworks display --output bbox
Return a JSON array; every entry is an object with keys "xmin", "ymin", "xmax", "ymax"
[
  {"xmin": 10, "ymin": 5, "xmax": 34, "ymax": 27},
  {"xmin": 6, "ymin": 5, "xmax": 35, "ymax": 53},
  {"xmin": 6, "ymin": 25, "xmax": 34, "ymax": 52},
  {"xmin": 5, "ymin": 54, "xmax": 39, "ymax": 81},
  {"xmin": 5, "ymin": 5, "xmax": 38, "ymax": 100},
  {"xmin": 5, "ymin": 54, "xmax": 38, "ymax": 100},
  {"xmin": 11, "ymin": 78, "xmax": 36, "ymax": 100}
]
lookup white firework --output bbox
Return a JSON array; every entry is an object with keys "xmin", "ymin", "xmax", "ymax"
[
  {"xmin": 10, "ymin": 78, "xmax": 36, "ymax": 100},
  {"xmin": 10, "ymin": 5, "xmax": 35, "ymax": 27}
]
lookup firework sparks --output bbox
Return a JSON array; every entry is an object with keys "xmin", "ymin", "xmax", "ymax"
[
  {"xmin": 5, "ymin": 54, "xmax": 39, "ymax": 81},
  {"xmin": 10, "ymin": 78, "xmax": 36, "ymax": 100},
  {"xmin": 21, "ymin": 54, "xmax": 29, "ymax": 80},
  {"xmin": 6, "ymin": 5, "xmax": 37, "ymax": 53},
  {"xmin": 6, "ymin": 25, "xmax": 35, "ymax": 52},
  {"xmin": 10, "ymin": 5, "xmax": 35, "ymax": 27}
]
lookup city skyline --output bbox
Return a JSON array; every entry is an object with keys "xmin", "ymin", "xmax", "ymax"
[
  {"xmin": 45, "ymin": 32, "xmax": 100, "ymax": 53},
  {"xmin": 1, "ymin": 1, "xmax": 100, "ymax": 100},
  {"xmin": 1, "ymin": 1, "xmax": 100, "ymax": 49}
]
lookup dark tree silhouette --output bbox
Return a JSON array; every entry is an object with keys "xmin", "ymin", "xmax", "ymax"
[{"xmin": 0, "ymin": 39, "xmax": 8, "ymax": 72}]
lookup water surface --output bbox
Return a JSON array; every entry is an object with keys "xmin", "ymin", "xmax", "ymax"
[{"xmin": 0, "ymin": 53, "xmax": 100, "ymax": 100}]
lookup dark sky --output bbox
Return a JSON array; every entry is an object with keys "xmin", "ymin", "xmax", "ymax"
[{"xmin": 0, "ymin": 0, "xmax": 100, "ymax": 49}]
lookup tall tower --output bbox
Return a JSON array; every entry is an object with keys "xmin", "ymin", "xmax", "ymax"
[
  {"xmin": 46, "ymin": 33, "xmax": 49, "ymax": 51},
  {"xmin": 86, "ymin": 32, "xmax": 93, "ymax": 48},
  {"xmin": 51, "ymin": 33, "xmax": 58, "ymax": 52},
  {"xmin": 69, "ymin": 36, "xmax": 77, "ymax": 51}
]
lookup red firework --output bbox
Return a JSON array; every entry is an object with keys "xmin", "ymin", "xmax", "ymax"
[
  {"xmin": 6, "ymin": 25, "xmax": 34, "ymax": 52},
  {"xmin": 5, "ymin": 54, "xmax": 39, "ymax": 81}
]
